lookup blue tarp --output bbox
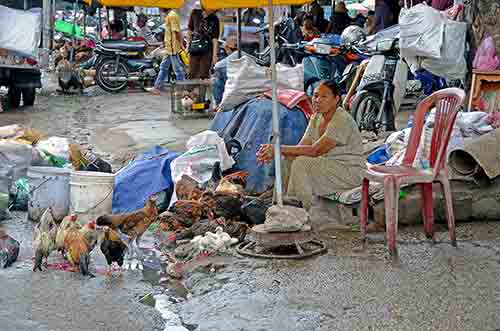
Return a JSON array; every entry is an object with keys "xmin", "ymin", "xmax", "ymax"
[
  {"xmin": 112, "ymin": 146, "xmax": 178, "ymax": 213},
  {"xmin": 210, "ymin": 98, "xmax": 308, "ymax": 194}
]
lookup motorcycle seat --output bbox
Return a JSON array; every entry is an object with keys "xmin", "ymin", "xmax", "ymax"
[{"xmin": 101, "ymin": 40, "xmax": 146, "ymax": 52}]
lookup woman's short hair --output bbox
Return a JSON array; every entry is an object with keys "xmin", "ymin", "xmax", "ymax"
[{"xmin": 319, "ymin": 80, "xmax": 340, "ymax": 96}]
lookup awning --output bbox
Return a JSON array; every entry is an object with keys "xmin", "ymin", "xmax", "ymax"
[
  {"xmin": 82, "ymin": 0, "xmax": 184, "ymax": 9},
  {"xmin": 201, "ymin": 0, "xmax": 312, "ymax": 9}
]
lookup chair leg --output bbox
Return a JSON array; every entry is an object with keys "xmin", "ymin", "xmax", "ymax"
[
  {"xmin": 384, "ymin": 176, "xmax": 399, "ymax": 255},
  {"xmin": 420, "ymin": 183, "xmax": 434, "ymax": 240},
  {"xmin": 440, "ymin": 177, "xmax": 457, "ymax": 246},
  {"xmin": 360, "ymin": 178, "xmax": 370, "ymax": 241}
]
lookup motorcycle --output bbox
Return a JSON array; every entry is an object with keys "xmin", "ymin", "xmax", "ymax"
[
  {"xmin": 350, "ymin": 38, "xmax": 407, "ymax": 133},
  {"xmin": 94, "ymin": 39, "xmax": 160, "ymax": 93},
  {"xmin": 296, "ymin": 36, "xmax": 367, "ymax": 96}
]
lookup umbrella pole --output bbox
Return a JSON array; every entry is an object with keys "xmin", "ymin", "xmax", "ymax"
[
  {"xmin": 237, "ymin": 9, "xmax": 242, "ymax": 58},
  {"xmin": 269, "ymin": 0, "xmax": 283, "ymax": 207}
]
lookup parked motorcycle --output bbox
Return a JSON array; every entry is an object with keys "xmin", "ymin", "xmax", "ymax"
[
  {"xmin": 350, "ymin": 38, "xmax": 407, "ymax": 133},
  {"xmin": 94, "ymin": 39, "xmax": 160, "ymax": 93}
]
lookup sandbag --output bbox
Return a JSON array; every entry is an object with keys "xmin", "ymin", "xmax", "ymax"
[
  {"xmin": 219, "ymin": 55, "xmax": 304, "ymax": 111},
  {"xmin": 399, "ymin": 4, "xmax": 444, "ymax": 59},
  {"xmin": 0, "ymin": 5, "xmax": 41, "ymax": 58}
]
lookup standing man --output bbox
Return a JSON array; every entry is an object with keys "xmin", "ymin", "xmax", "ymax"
[
  {"xmin": 371, "ymin": 0, "xmax": 393, "ymax": 33},
  {"xmin": 148, "ymin": 8, "xmax": 185, "ymax": 95},
  {"xmin": 186, "ymin": 5, "xmax": 220, "ymax": 80}
]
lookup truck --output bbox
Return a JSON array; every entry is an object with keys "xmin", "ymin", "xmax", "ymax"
[{"xmin": 0, "ymin": 0, "xmax": 42, "ymax": 111}]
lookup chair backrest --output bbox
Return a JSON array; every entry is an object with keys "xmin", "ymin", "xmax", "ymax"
[{"xmin": 401, "ymin": 88, "xmax": 466, "ymax": 176}]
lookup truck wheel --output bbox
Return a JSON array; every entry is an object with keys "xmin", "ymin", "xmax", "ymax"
[
  {"xmin": 22, "ymin": 88, "xmax": 36, "ymax": 106},
  {"xmin": 8, "ymin": 87, "xmax": 22, "ymax": 109}
]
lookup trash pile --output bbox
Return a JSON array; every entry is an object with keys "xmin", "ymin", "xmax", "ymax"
[{"xmin": 0, "ymin": 124, "xmax": 111, "ymax": 221}]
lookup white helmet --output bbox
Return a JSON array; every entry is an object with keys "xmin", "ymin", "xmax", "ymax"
[{"xmin": 341, "ymin": 25, "xmax": 366, "ymax": 45}]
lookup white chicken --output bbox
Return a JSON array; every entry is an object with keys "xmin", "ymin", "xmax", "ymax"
[{"xmin": 190, "ymin": 227, "xmax": 238, "ymax": 256}]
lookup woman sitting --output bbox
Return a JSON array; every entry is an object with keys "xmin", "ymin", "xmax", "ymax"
[
  {"xmin": 256, "ymin": 80, "xmax": 366, "ymax": 210},
  {"xmin": 301, "ymin": 14, "xmax": 321, "ymax": 42}
]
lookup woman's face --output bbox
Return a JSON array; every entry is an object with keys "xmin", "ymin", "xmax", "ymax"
[{"xmin": 312, "ymin": 84, "xmax": 338, "ymax": 114}]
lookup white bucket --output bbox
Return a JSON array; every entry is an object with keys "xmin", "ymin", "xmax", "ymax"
[
  {"xmin": 27, "ymin": 166, "xmax": 71, "ymax": 222},
  {"xmin": 70, "ymin": 171, "xmax": 115, "ymax": 223}
]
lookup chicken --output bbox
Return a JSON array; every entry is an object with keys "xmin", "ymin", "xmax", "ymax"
[
  {"xmin": 63, "ymin": 221, "xmax": 96, "ymax": 277},
  {"xmin": 33, "ymin": 208, "xmax": 58, "ymax": 272},
  {"xmin": 0, "ymin": 230, "xmax": 20, "ymax": 268},
  {"xmin": 96, "ymin": 196, "xmax": 158, "ymax": 258},
  {"xmin": 100, "ymin": 227, "xmax": 128, "ymax": 276},
  {"xmin": 55, "ymin": 214, "xmax": 80, "ymax": 258},
  {"xmin": 80, "ymin": 220, "xmax": 98, "ymax": 253},
  {"xmin": 168, "ymin": 200, "xmax": 203, "ymax": 226}
]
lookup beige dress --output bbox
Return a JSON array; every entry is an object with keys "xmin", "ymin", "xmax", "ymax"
[{"xmin": 282, "ymin": 108, "xmax": 366, "ymax": 210}]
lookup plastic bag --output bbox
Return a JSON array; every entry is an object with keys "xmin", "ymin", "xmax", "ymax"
[
  {"xmin": 0, "ymin": 140, "xmax": 35, "ymax": 181},
  {"xmin": 0, "ymin": 165, "xmax": 13, "ymax": 221},
  {"xmin": 0, "ymin": 5, "xmax": 41, "ymax": 58},
  {"xmin": 170, "ymin": 145, "xmax": 221, "ymax": 184},
  {"xmin": 399, "ymin": 4, "xmax": 444, "ymax": 59},
  {"xmin": 36, "ymin": 137, "xmax": 70, "ymax": 161},
  {"xmin": 219, "ymin": 55, "xmax": 304, "ymax": 111},
  {"xmin": 473, "ymin": 36, "xmax": 500, "ymax": 71},
  {"xmin": 186, "ymin": 130, "xmax": 234, "ymax": 172},
  {"xmin": 10, "ymin": 178, "xmax": 29, "ymax": 211}
]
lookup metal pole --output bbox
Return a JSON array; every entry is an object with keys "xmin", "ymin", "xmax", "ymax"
[
  {"xmin": 70, "ymin": 1, "xmax": 77, "ymax": 62},
  {"xmin": 236, "ymin": 9, "xmax": 242, "ymax": 58},
  {"xmin": 23, "ymin": 0, "xmax": 28, "ymax": 10},
  {"xmin": 268, "ymin": 0, "xmax": 283, "ymax": 207},
  {"xmin": 41, "ymin": 0, "xmax": 51, "ymax": 68}
]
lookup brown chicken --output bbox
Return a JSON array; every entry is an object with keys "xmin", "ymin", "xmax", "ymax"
[
  {"xmin": 96, "ymin": 196, "xmax": 158, "ymax": 257},
  {"xmin": 63, "ymin": 220, "xmax": 97, "ymax": 277},
  {"xmin": 55, "ymin": 214, "xmax": 80, "ymax": 258},
  {"xmin": 33, "ymin": 208, "xmax": 58, "ymax": 272}
]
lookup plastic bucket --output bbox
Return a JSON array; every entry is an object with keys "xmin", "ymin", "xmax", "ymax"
[
  {"xmin": 70, "ymin": 171, "xmax": 115, "ymax": 223},
  {"xmin": 27, "ymin": 166, "xmax": 71, "ymax": 222}
]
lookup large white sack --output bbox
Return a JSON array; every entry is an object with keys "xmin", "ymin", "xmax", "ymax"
[
  {"xmin": 219, "ymin": 55, "xmax": 304, "ymax": 111},
  {"xmin": 0, "ymin": 5, "xmax": 41, "ymax": 58},
  {"xmin": 399, "ymin": 4, "xmax": 444, "ymax": 60}
]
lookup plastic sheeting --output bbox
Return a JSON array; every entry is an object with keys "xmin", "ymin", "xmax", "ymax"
[
  {"xmin": 219, "ymin": 55, "xmax": 304, "ymax": 111},
  {"xmin": 209, "ymin": 98, "xmax": 308, "ymax": 194},
  {"xmin": 201, "ymin": 0, "xmax": 312, "ymax": 9},
  {"xmin": 112, "ymin": 146, "xmax": 178, "ymax": 213},
  {"xmin": 0, "ymin": 5, "xmax": 41, "ymax": 58}
]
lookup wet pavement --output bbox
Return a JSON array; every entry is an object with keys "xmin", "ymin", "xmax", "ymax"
[{"xmin": 2, "ymin": 92, "xmax": 500, "ymax": 330}]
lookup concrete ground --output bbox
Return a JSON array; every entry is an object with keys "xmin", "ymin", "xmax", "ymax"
[{"xmin": 1, "ymin": 91, "xmax": 500, "ymax": 331}]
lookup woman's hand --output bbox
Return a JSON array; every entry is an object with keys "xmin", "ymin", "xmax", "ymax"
[{"xmin": 256, "ymin": 144, "xmax": 274, "ymax": 165}]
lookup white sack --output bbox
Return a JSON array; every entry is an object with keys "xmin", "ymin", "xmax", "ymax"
[
  {"xmin": 219, "ymin": 55, "xmax": 304, "ymax": 111},
  {"xmin": 399, "ymin": 4, "xmax": 444, "ymax": 59},
  {"xmin": 186, "ymin": 130, "xmax": 235, "ymax": 171},
  {"xmin": 0, "ymin": 5, "xmax": 41, "ymax": 58}
]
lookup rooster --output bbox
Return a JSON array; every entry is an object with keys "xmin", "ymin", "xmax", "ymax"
[
  {"xmin": 100, "ymin": 226, "xmax": 128, "ymax": 276},
  {"xmin": 96, "ymin": 196, "xmax": 158, "ymax": 258},
  {"xmin": 0, "ymin": 230, "xmax": 20, "ymax": 268},
  {"xmin": 33, "ymin": 208, "xmax": 58, "ymax": 272},
  {"xmin": 55, "ymin": 214, "xmax": 80, "ymax": 258},
  {"xmin": 63, "ymin": 220, "xmax": 97, "ymax": 277}
]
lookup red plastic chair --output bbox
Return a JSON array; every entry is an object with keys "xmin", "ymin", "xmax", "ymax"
[{"xmin": 360, "ymin": 88, "xmax": 466, "ymax": 254}]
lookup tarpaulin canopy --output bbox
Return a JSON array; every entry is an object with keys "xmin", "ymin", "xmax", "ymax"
[
  {"xmin": 82, "ymin": 0, "xmax": 184, "ymax": 9},
  {"xmin": 201, "ymin": 0, "xmax": 311, "ymax": 9}
]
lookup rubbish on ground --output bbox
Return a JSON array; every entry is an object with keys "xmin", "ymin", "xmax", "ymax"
[
  {"xmin": 36, "ymin": 136, "xmax": 70, "ymax": 161},
  {"xmin": 69, "ymin": 144, "xmax": 112, "ymax": 173},
  {"xmin": 0, "ymin": 230, "xmax": 20, "ymax": 268},
  {"xmin": 10, "ymin": 177, "xmax": 29, "ymax": 211}
]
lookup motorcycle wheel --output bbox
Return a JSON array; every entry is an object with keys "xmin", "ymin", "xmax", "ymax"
[
  {"xmin": 96, "ymin": 58, "xmax": 128, "ymax": 93},
  {"xmin": 351, "ymin": 91, "xmax": 383, "ymax": 132}
]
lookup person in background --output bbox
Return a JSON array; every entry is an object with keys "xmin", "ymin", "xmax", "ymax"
[
  {"xmin": 354, "ymin": 13, "xmax": 366, "ymax": 28},
  {"xmin": 301, "ymin": 14, "xmax": 320, "ymax": 41},
  {"xmin": 147, "ymin": 8, "xmax": 185, "ymax": 95},
  {"xmin": 364, "ymin": 10, "xmax": 376, "ymax": 35},
  {"xmin": 327, "ymin": 2, "xmax": 352, "ymax": 35},
  {"xmin": 136, "ymin": 14, "xmax": 158, "ymax": 45},
  {"xmin": 310, "ymin": 0, "xmax": 329, "ymax": 33},
  {"xmin": 109, "ymin": 20, "xmax": 125, "ymax": 40},
  {"xmin": 187, "ymin": 5, "xmax": 220, "ymax": 79},
  {"xmin": 373, "ymin": 0, "xmax": 393, "ymax": 33}
]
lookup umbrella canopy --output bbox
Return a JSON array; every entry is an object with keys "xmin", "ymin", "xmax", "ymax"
[
  {"xmin": 201, "ymin": 0, "xmax": 310, "ymax": 9},
  {"xmin": 82, "ymin": 0, "xmax": 184, "ymax": 9},
  {"xmin": 346, "ymin": 2, "xmax": 368, "ymax": 12},
  {"xmin": 361, "ymin": 0, "xmax": 374, "ymax": 10}
]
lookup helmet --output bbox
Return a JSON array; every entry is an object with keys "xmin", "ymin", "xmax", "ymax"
[{"xmin": 341, "ymin": 25, "xmax": 366, "ymax": 45}]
